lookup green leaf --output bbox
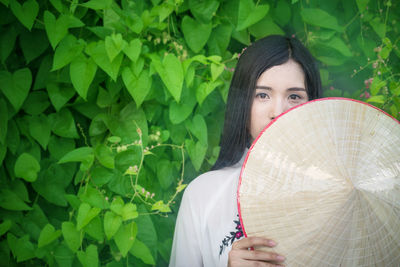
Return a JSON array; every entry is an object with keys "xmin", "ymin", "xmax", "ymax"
[
  {"xmin": 151, "ymin": 54, "xmax": 184, "ymax": 102},
  {"xmin": 38, "ymin": 223, "xmax": 62, "ymax": 248},
  {"xmin": 122, "ymin": 67, "xmax": 152, "ymax": 108},
  {"xmin": 370, "ymin": 77, "xmax": 386, "ymax": 95},
  {"xmin": 48, "ymin": 135, "xmax": 76, "ymax": 160},
  {"xmin": 49, "ymin": 108, "xmax": 79, "ymax": 139},
  {"xmin": 76, "ymin": 203, "xmax": 101, "ymax": 230},
  {"xmin": 14, "ymin": 153, "xmax": 40, "ymax": 182},
  {"xmin": 301, "ymin": 8, "xmax": 343, "ymax": 32},
  {"xmin": 0, "ymin": 220, "xmax": 12, "ymax": 236},
  {"xmin": 188, "ymin": 0, "xmax": 219, "ymax": 23},
  {"xmin": 207, "ymin": 23, "xmax": 233, "ymax": 55},
  {"xmin": 54, "ymin": 243, "xmax": 75, "ymax": 267},
  {"xmin": 129, "ymin": 239, "xmax": 156, "ymax": 265},
  {"xmin": 84, "ymin": 216, "xmax": 104, "ymax": 241},
  {"xmin": 356, "ymin": 0, "xmax": 369, "ymax": 12},
  {"xmin": 169, "ymin": 86, "xmax": 197, "ymax": 124},
  {"xmin": 94, "ymin": 144, "xmax": 114, "ymax": 169},
  {"xmin": 82, "ymin": 0, "xmax": 112, "ymax": 10},
  {"xmin": 121, "ymin": 203, "xmax": 138, "ymax": 221},
  {"xmin": 151, "ymin": 200, "xmax": 171, "ymax": 213},
  {"xmin": 369, "ymin": 17, "xmax": 386, "ymax": 39},
  {"xmin": 0, "ymin": 68, "xmax": 32, "ymax": 112},
  {"xmin": 52, "ymin": 35, "xmax": 85, "ymax": 71},
  {"xmin": 196, "ymin": 80, "xmax": 223, "ymax": 105},
  {"xmin": 0, "ymin": 189, "xmax": 31, "ymax": 210},
  {"xmin": 46, "ymin": 83, "xmax": 76, "ymax": 111},
  {"xmin": 107, "ymin": 136, "xmax": 121, "ymax": 143},
  {"xmin": 123, "ymin": 39, "xmax": 142, "ymax": 62},
  {"xmin": 0, "ymin": 26, "xmax": 17, "ymax": 64},
  {"xmin": 61, "ymin": 221, "xmax": 81, "ymax": 252},
  {"xmin": 210, "ymin": 63, "xmax": 225, "ymax": 81},
  {"xmin": 105, "ymin": 33, "xmax": 127, "ymax": 62},
  {"xmin": 114, "ymin": 221, "xmax": 137, "ymax": 257},
  {"xmin": 110, "ymin": 196, "xmax": 124, "ymax": 215},
  {"xmin": 104, "ymin": 211, "xmax": 122, "ymax": 240},
  {"xmin": 320, "ymin": 36, "xmax": 352, "ymax": 57},
  {"xmin": 156, "ymin": 159, "xmax": 174, "ymax": 189},
  {"xmin": 28, "ymin": 114, "xmax": 51, "ymax": 149},
  {"xmin": 86, "ymin": 41, "xmax": 123, "ymax": 81},
  {"xmin": 237, "ymin": 0, "xmax": 269, "ymax": 31},
  {"xmin": 249, "ymin": 16, "xmax": 284, "ymax": 38},
  {"xmin": 9, "ymin": 0, "xmax": 39, "ymax": 30},
  {"xmin": 181, "ymin": 16, "xmax": 212, "ymax": 53},
  {"xmin": 79, "ymin": 185, "xmax": 109, "ymax": 209},
  {"xmin": 77, "ymin": 244, "xmax": 99, "ymax": 267},
  {"xmin": 59, "ymin": 147, "xmax": 94, "ymax": 171},
  {"xmin": 7, "ymin": 234, "xmax": 36, "ymax": 262},
  {"xmin": 70, "ymin": 53, "xmax": 97, "ymax": 100},
  {"xmin": 0, "ymin": 98, "xmax": 7, "ymax": 144},
  {"xmin": 186, "ymin": 114, "xmax": 208, "ymax": 145},
  {"xmin": 366, "ymin": 95, "xmax": 385, "ymax": 104},
  {"xmin": 22, "ymin": 91, "xmax": 51, "ymax": 116},
  {"xmin": 185, "ymin": 139, "xmax": 207, "ymax": 171},
  {"xmin": 44, "ymin": 11, "xmax": 70, "ymax": 49}
]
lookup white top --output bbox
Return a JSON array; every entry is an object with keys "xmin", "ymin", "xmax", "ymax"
[{"xmin": 169, "ymin": 154, "xmax": 246, "ymax": 267}]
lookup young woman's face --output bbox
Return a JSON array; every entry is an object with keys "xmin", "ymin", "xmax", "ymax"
[{"xmin": 250, "ymin": 59, "xmax": 309, "ymax": 140}]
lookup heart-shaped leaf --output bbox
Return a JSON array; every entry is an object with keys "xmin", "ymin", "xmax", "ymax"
[
  {"xmin": 151, "ymin": 54, "xmax": 183, "ymax": 102},
  {"xmin": 122, "ymin": 67, "xmax": 152, "ymax": 108},
  {"xmin": 44, "ymin": 11, "xmax": 69, "ymax": 49},
  {"xmin": 196, "ymin": 80, "xmax": 223, "ymax": 105},
  {"xmin": 9, "ymin": 0, "xmax": 39, "ymax": 30},
  {"xmin": 94, "ymin": 144, "xmax": 114, "ymax": 169},
  {"xmin": 28, "ymin": 114, "xmax": 51, "ymax": 149},
  {"xmin": 82, "ymin": 0, "xmax": 112, "ymax": 9},
  {"xmin": 123, "ymin": 39, "xmax": 142, "ymax": 62},
  {"xmin": 61, "ymin": 222, "xmax": 81, "ymax": 252},
  {"xmin": 52, "ymin": 34, "xmax": 85, "ymax": 71},
  {"xmin": 129, "ymin": 239, "xmax": 155, "ymax": 265},
  {"xmin": 181, "ymin": 16, "xmax": 212, "ymax": 53},
  {"xmin": 0, "ymin": 189, "xmax": 31, "ymax": 210},
  {"xmin": 104, "ymin": 211, "xmax": 122, "ymax": 240},
  {"xmin": 86, "ymin": 41, "xmax": 123, "ymax": 81},
  {"xmin": 70, "ymin": 53, "xmax": 97, "ymax": 100},
  {"xmin": 186, "ymin": 114, "xmax": 208, "ymax": 145},
  {"xmin": 77, "ymin": 244, "xmax": 98, "ymax": 267},
  {"xmin": 105, "ymin": 33, "xmax": 127, "ymax": 62},
  {"xmin": 38, "ymin": 223, "xmax": 61, "ymax": 248},
  {"xmin": 185, "ymin": 139, "xmax": 207, "ymax": 171},
  {"xmin": 301, "ymin": 8, "xmax": 344, "ymax": 32},
  {"xmin": 0, "ymin": 68, "xmax": 32, "ymax": 112},
  {"xmin": 189, "ymin": 0, "xmax": 219, "ymax": 23},
  {"xmin": 48, "ymin": 108, "xmax": 79, "ymax": 139},
  {"xmin": 121, "ymin": 203, "xmax": 138, "ymax": 221},
  {"xmin": 110, "ymin": 197, "xmax": 124, "ymax": 215},
  {"xmin": 76, "ymin": 203, "xmax": 101, "ymax": 230},
  {"xmin": 46, "ymin": 83, "xmax": 76, "ymax": 111},
  {"xmin": 237, "ymin": 0, "xmax": 269, "ymax": 31},
  {"xmin": 169, "ymin": 86, "xmax": 197, "ymax": 124},
  {"xmin": 210, "ymin": 63, "xmax": 225, "ymax": 81},
  {"xmin": 114, "ymin": 221, "xmax": 137, "ymax": 257},
  {"xmin": 14, "ymin": 153, "xmax": 40, "ymax": 182}
]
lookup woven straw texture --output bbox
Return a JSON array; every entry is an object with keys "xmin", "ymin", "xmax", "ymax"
[{"xmin": 238, "ymin": 98, "xmax": 400, "ymax": 266}]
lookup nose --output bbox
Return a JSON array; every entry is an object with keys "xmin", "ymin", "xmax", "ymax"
[{"xmin": 270, "ymin": 99, "xmax": 288, "ymax": 120}]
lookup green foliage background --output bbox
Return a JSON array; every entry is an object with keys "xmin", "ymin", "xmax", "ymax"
[{"xmin": 0, "ymin": 0, "xmax": 399, "ymax": 266}]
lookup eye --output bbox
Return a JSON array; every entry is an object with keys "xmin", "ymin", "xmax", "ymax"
[
  {"xmin": 288, "ymin": 94, "xmax": 302, "ymax": 100},
  {"xmin": 255, "ymin": 92, "xmax": 269, "ymax": 99}
]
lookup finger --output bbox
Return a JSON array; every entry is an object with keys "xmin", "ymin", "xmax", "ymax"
[
  {"xmin": 235, "ymin": 249, "xmax": 285, "ymax": 263},
  {"xmin": 232, "ymin": 237, "xmax": 277, "ymax": 250}
]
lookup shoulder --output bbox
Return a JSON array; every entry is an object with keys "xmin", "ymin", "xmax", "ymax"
[{"xmin": 182, "ymin": 164, "xmax": 242, "ymax": 204}]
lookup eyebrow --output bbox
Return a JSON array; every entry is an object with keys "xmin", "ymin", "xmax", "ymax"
[{"xmin": 255, "ymin": 86, "xmax": 306, "ymax": 92}]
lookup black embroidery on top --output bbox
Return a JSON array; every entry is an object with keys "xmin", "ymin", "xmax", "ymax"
[{"xmin": 219, "ymin": 215, "xmax": 243, "ymax": 256}]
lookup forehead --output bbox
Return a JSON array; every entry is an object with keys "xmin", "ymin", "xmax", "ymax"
[{"xmin": 256, "ymin": 60, "xmax": 305, "ymax": 87}]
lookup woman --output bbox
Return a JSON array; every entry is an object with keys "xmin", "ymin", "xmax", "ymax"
[{"xmin": 170, "ymin": 35, "xmax": 323, "ymax": 267}]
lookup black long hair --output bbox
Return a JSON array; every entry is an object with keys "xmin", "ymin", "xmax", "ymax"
[{"xmin": 212, "ymin": 35, "xmax": 322, "ymax": 170}]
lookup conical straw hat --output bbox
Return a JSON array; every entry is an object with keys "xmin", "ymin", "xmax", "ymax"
[{"xmin": 238, "ymin": 98, "xmax": 400, "ymax": 266}]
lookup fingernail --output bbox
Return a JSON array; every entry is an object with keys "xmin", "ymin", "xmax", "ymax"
[
  {"xmin": 276, "ymin": 255, "xmax": 285, "ymax": 261},
  {"xmin": 268, "ymin": 240, "xmax": 277, "ymax": 246}
]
